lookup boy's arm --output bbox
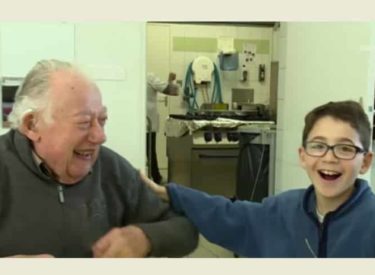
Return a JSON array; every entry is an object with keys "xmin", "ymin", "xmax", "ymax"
[
  {"xmin": 124, "ymin": 171, "xmax": 198, "ymax": 257},
  {"xmin": 145, "ymin": 174, "xmax": 267, "ymax": 256}
]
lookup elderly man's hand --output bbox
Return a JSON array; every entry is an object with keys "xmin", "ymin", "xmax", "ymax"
[
  {"xmin": 140, "ymin": 172, "xmax": 169, "ymax": 202},
  {"xmin": 92, "ymin": 225, "xmax": 151, "ymax": 258}
]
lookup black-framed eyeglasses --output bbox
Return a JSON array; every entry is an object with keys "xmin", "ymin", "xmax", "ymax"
[{"xmin": 304, "ymin": 141, "xmax": 367, "ymax": 160}]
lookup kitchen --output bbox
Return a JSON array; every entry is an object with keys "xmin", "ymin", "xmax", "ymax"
[
  {"xmin": 146, "ymin": 22, "xmax": 375, "ymax": 198},
  {"xmin": 146, "ymin": 22, "xmax": 277, "ymax": 201},
  {"xmin": 1, "ymin": 22, "xmax": 375, "ymax": 258}
]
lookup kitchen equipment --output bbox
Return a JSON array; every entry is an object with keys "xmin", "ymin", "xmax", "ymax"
[
  {"xmin": 183, "ymin": 56, "xmax": 223, "ymax": 113},
  {"xmin": 1, "ymin": 77, "xmax": 22, "ymax": 128},
  {"xmin": 218, "ymin": 52, "xmax": 239, "ymax": 71},
  {"xmin": 167, "ymin": 130, "xmax": 239, "ymax": 197},
  {"xmin": 236, "ymin": 126, "xmax": 276, "ymax": 201},
  {"xmin": 166, "ymin": 120, "xmax": 275, "ymax": 199},
  {"xmin": 200, "ymin": 102, "xmax": 229, "ymax": 111},
  {"xmin": 231, "ymin": 88, "xmax": 254, "ymax": 109},
  {"xmin": 170, "ymin": 107, "xmax": 270, "ymax": 121}
]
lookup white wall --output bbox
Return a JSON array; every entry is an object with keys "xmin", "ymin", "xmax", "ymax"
[
  {"xmin": 75, "ymin": 22, "xmax": 146, "ymax": 169},
  {"xmin": 275, "ymin": 22, "xmax": 375, "ymax": 193},
  {"xmin": 146, "ymin": 23, "xmax": 172, "ymax": 171},
  {"xmin": 0, "ymin": 22, "xmax": 76, "ymax": 136},
  {"xmin": 0, "ymin": 23, "xmax": 75, "ymax": 78},
  {"xmin": 0, "ymin": 22, "xmax": 146, "ymax": 169}
]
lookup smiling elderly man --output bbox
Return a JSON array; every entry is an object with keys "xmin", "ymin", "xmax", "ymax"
[{"xmin": 0, "ymin": 59, "xmax": 198, "ymax": 258}]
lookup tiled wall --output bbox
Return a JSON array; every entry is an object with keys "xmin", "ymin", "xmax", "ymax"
[{"xmin": 147, "ymin": 23, "xmax": 274, "ymax": 114}]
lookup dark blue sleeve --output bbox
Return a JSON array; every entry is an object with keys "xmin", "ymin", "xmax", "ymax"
[{"xmin": 167, "ymin": 183, "xmax": 268, "ymax": 257}]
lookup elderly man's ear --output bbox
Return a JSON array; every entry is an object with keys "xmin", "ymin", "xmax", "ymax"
[{"xmin": 20, "ymin": 112, "xmax": 41, "ymax": 142}]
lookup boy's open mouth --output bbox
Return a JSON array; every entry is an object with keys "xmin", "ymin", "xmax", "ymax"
[{"xmin": 318, "ymin": 169, "xmax": 342, "ymax": 181}]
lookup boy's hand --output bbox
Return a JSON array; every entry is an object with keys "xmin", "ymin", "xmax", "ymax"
[{"xmin": 140, "ymin": 172, "xmax": 170, "ymax": 202}]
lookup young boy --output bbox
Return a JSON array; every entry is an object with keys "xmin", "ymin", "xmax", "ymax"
[{"xmin": 142, "ymin": 100, "xmax": 375, "ymax": 257}]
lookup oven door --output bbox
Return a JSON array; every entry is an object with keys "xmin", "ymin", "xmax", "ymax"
[{"xmin": 190, "ymin": 147, "xmax": 238, "ymax": 198}]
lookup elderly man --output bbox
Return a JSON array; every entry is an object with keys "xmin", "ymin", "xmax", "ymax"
[{"xmin": 0, "ymin": 59, "xmax": 198, "ymax": 258}]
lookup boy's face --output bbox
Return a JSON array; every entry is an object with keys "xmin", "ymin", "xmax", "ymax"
[{"xmin": 299, "ymin": 116, "xmax": 373, "ymax": 205}]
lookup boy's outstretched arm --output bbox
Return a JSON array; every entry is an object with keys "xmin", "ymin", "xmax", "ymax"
[{"xmin": 140, "ymin": 171, "xmax": 265, "ymax": 257}]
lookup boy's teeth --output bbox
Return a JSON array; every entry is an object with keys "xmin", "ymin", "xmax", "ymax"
[{"xmin": 320, "ymin": 170, "xmax": 340, "ymax": 176}]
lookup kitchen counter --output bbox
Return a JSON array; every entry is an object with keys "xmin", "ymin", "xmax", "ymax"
[{"xmin": 165, "ymin": 117, "xmax": 275, "ymax": 137}]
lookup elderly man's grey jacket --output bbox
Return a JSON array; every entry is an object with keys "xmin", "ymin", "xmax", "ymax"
[{"xmin": 0, "ymin": 130, "xmax": 198, "ymax": 257}]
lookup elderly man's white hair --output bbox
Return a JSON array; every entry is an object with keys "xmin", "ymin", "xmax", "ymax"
[{"xmin": 8, "ymin": 59, "xmax": 81, "ymax": 129}]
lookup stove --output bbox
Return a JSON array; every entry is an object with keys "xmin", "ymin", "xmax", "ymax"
[
  {"xmin": 192, "ymin": 129, "xmax": 240, "ymax": 146},
  {"xmin": 169, "ymin": 108, "xmax": 270, "ymax": 121}
]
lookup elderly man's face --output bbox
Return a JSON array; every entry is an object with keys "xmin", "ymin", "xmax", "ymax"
[{"xmin": 33, "ymin": 70, "xmax": 107, "ymax": 184}]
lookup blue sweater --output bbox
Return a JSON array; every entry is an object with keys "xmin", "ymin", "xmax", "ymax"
[{"xmin": 168, "ymin": 179, "xmax": 375, "ymax": 257}]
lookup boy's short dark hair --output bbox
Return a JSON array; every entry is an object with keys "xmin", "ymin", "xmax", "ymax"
[{"xmin": 302, "ymin": 100, "xmax": 372, "ymax": 151}]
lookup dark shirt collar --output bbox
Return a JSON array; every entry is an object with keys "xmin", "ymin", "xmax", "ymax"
[
  {"xmin": 31, "ymin": 150, "xmax": 92, "ymax": 180},
  {"xmin": 31, "ymin": 150, "xmax": 55, "ymax": 178}
]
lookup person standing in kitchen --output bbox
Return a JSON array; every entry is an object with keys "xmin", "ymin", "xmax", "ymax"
[{"xmin": 146, "ymin": 72, "xmax": 179, "ymax": 184}]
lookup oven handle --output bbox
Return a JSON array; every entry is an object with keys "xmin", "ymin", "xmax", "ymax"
[{"xmin": 198, "ymin": 154, "xmax": 238, "ymax": 159}]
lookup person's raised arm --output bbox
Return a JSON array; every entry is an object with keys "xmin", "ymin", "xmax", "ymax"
[{"xmin": 163, "ymin": 72, "xmax": 179, "ymax": 96}]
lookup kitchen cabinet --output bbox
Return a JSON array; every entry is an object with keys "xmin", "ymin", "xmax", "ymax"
[{"xmin": 0, "ymin": 22, "xmax": 75, "ymax": 77}]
